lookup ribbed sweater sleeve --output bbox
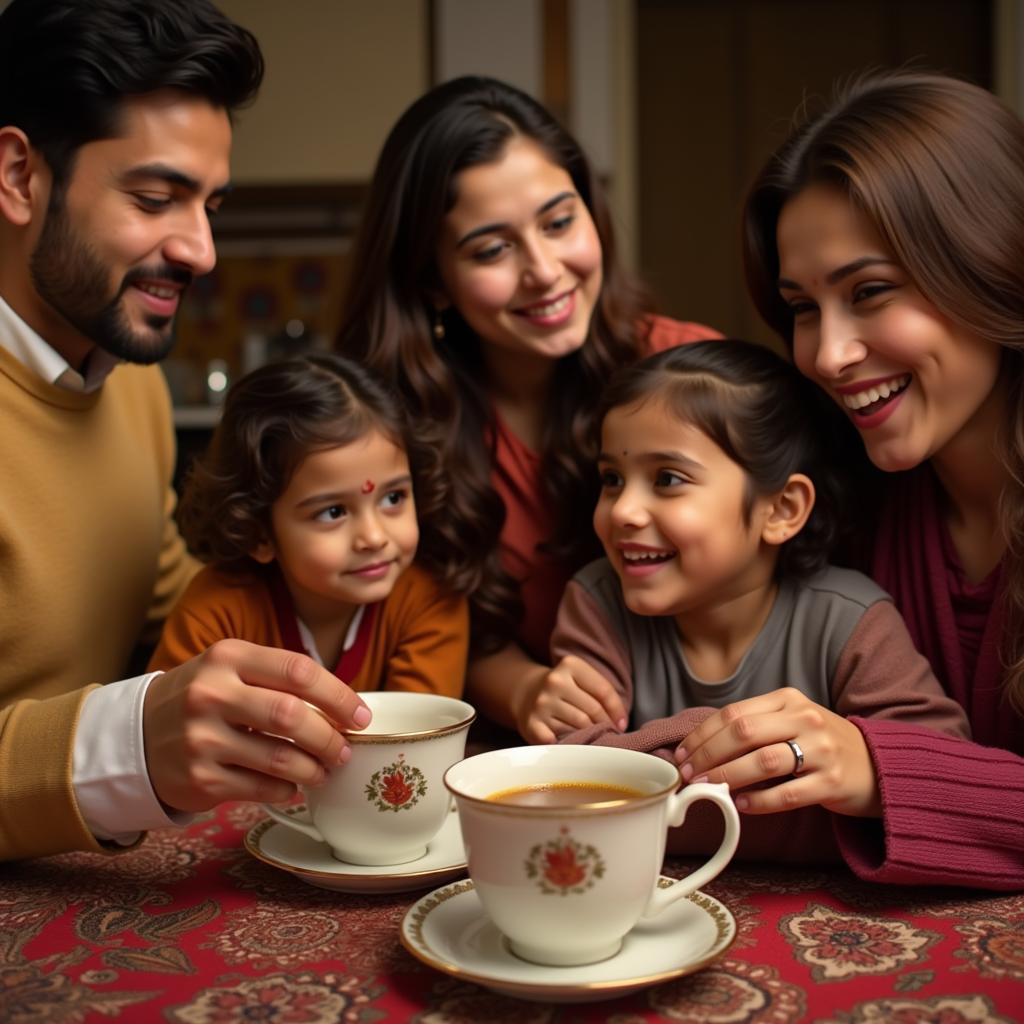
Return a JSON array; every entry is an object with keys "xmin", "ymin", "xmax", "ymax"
[
  {"xmin": 835, "ymin": 718, "xmax": 1024, "ymax": 890},
  {"xmin": 0, "ymin": 687, "xmax": 108, "ymax": 859}
]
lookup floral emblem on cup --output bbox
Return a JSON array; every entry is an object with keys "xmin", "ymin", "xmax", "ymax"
[
  {"xmin": 525, "ymin": 826, "xmax": 606, "ymax": 895},
  {"xmin": 364, "ymin": 753, "xmax": 427, "ymax": 812}
]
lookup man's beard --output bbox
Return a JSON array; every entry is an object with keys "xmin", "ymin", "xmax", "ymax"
[{"xmin": 28, "ymin": 193, "xmax": 193, "ymax": 365}]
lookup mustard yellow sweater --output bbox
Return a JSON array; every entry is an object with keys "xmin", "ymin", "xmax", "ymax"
[{"xmin": 0, "ymin": 347, "xmax": 196, "ymax": 860}]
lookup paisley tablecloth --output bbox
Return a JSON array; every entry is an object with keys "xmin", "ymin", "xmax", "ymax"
[{"xmin": 4, "ymin": 801, "xmax": 1022, "ymax": 1023}]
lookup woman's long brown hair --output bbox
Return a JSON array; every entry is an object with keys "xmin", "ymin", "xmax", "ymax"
[
  {"xmin": 742, "ymin": 70, "xmax": 1024, "ymax": 712},
  {"xmin": 337, "ymin": 76, "xmax": 649, "ymax": 654}
]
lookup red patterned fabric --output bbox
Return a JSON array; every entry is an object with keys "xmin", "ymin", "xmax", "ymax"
[{"xmin": 4, "ymin": 802, "xmax": 1021, "ymax": 1022}]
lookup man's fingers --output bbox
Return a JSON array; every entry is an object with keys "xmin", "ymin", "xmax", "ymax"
[
  {"xmin": 180, "ymin": 764, "xmax": 299, "ymax": 812},
  {"xmin": 224, "ymin": 726, "xmax": 333, "ymax": 788},
  {"xmin": 199, "ymin": 638, "xmax": 368, "ymax": 753}
]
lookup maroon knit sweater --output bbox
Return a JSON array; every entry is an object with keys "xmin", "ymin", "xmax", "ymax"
[{"xmin": 836, "ymin": 467, "xmax": 1024, "ymax": 890}]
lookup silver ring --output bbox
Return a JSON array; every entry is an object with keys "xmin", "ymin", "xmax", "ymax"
[{"xmin": 785, "ymin": 739, "xmax": 805, "ymax": 775}]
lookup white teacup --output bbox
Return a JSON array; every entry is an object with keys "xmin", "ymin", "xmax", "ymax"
[
  {"xmin": 262, "ymin": 691, "xmax": 475, "ymax": 866},
  {"xmin": 445, "ymin": 745, "xmax": 739, "ymax": 966}
]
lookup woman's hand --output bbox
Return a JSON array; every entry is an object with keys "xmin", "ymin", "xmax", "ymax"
[
  {"xmin": 518, "ymin": 656, "xmax": 627, "ymax": 745},
  {"xmin": 675, "ymin": 687, "xmax": 881, "ymax": 818}
]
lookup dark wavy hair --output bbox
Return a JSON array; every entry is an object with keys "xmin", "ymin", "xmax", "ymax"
[
  {"xmin": 337, "ymin": 75, "xmax": 650, "ymax": 653},
  {"xmin": 599, "ymin": 340, "xmax": 850, "ymax": 579},
  {"xmin": 178, "ymin": 353, "xmax": 453, "ymax": 587},
  {"xmin": 0, "ymin": 0, "xmax": 263, "ymax": 189},
  {"xmin": 742, "ymin": 70, "xmax": 1024, "ymax": 711}
]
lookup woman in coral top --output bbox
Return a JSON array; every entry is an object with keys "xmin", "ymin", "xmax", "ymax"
[
  {"xmin": 338, "ymin": 76, "xmax": 718, "ymax": 740},
  {"xmin": 680, "ymin": 71, "xmax": 1024, "ymax": 890}
]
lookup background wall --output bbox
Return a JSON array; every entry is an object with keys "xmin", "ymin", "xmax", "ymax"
[{"xmin": 218, "ymin": 0, "xmax": 430, "ymax": 183}]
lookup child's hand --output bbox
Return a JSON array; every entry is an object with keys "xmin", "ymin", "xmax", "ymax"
[{"xmin": 518, "ymin": 656, "xmax": 627, "ymax": 745}]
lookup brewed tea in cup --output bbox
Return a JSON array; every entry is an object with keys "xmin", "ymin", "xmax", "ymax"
[
  {"xmin": 263, "ymin": 691, "xmax": 474, "ymax": 866},
  {"xmin": 446, "ymin": 745, "xmax": 739, "ymax": 966}
]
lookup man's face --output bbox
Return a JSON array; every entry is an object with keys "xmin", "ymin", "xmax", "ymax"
[{"xmin": 27, "ymin": 90, "xmax": 232, "ymax": 365}]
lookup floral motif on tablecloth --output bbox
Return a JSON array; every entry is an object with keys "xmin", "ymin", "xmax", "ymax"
[
  {"xmin": 321, "ymin": 899, "xmax": 414, "ymax": 974},
  {"xmin": 817, "ymin": 993, "xmax": 1016, "ymax": 1023},
  {"xmin": 205, "ymin": 905, "xmax": 343, "ymax": 969},
  {"xmin": 0, "ymin": 947, "xmax": 154, "ymax": 1023},
  {"xmin": 412, "ymin": 977, "xmax": 558, "ymax": 1023},
  {"xmin": 207, "ymin": 898, "xmax": 412, "ymax": 975},
  {"xmin": 646, "ymin": 958, "xmax": 806, "ymax": 1022},
  {"xmin": 166, "ymin": 971, "xmax": 386, "ymax": 1024},
  {"xmin": 0, "ymin": 887, "xmax": 69, "ymax": 935},
  {"xmin": 953, "ymin": 917, "xmax": 1024, "ymax": 981},
  {"xmin": 45, "ymin": 827, "xmax": 225, "ymax": 893},
  {"xmin": 780, "ymin": 904, "xmax": 940, "ymax": 982}
]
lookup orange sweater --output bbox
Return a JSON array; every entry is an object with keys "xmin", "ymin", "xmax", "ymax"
[{"xmin": 150, "ymin": 563, "xmax": 469, "ymax": 697}]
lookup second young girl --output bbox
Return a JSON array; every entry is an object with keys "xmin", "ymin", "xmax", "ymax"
[
  {"xmin": 528, "ymin": 341, "xmax": 966, "ymax": 858},
  {"xmin": 149, "ymin": 353, "xmax": 468, "ymax": 697}
]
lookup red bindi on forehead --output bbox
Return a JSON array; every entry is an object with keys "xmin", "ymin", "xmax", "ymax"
[{"xmin": 361, "ymin": 480, "xmax": 375, "ymax": 494}]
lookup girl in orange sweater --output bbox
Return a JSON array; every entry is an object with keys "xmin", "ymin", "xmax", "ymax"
[{"xmin": 150, "ymin": 353, "xmax": 468, "ymax": 697}]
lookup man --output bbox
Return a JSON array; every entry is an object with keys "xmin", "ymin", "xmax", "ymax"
[{"xmin": 0, "ymin": 0, "xmax": 370, "ymax": 861}]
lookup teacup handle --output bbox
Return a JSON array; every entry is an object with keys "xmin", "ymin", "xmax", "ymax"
[
  {"xmin": 641, "ymin": 781, "xmax": 740, "ymax": 919},
  {"xmin": 260, "ymin": 803, "xmax": 325, "ymax": 844}
]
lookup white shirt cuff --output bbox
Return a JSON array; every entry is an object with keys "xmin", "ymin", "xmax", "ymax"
[{"xmin": 73, "ymin": 673, "xmax": 193, "ymax": 845}]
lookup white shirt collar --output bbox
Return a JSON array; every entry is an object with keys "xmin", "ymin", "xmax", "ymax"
[
  {"xmin": 0, "ymin": 295, "xmax": 120, "ymax": 393},
  {"xmin": 296, "ymin": 605, "xmax": 367, "ymax": 667}
]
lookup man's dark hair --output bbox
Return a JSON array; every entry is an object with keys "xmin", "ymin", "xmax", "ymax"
[{"xmin": 0, "ymin": 0, "xmax": 263, "ymax": 188}]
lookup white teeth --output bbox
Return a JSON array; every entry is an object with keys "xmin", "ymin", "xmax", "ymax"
[
  {"xmin": 137, "ymin": 284, "xmax": 176, "ymax": 299},
  {"xmin": 842, "ymin": 374, "xmax": 911, "ymax": 410},
  {"xmin": 523, "ymin": 294, "xmax": 570, "ymax": 318},
  {"xmin": 622, "ymin": 551, "xmax": 670, "ymax": 562}
]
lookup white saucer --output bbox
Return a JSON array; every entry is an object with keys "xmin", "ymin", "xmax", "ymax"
[
  {"xmin": 244, "ymin": 806, "xmax": 467, "ymax": 894},
  {"xmin": 400, "ymin": 877, "xmax": 736, "ymax": 1003}
]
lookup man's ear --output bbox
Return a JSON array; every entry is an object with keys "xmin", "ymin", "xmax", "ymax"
[
  {"xmin": 0, "ymin": 127, "xmax": 46, "ymax": 227},
  {"xmin": 761, "ymin": 473, "xmax": 815, "ymax": 546}
]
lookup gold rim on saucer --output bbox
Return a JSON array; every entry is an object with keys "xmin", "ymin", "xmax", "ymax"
[
  {"xmin": 244, "ymin": 807, "xmax": 468, "ymax": 892},
  {"xmin": 399, "ymin": 877, "xmax": 736, "ymax": 1001}
]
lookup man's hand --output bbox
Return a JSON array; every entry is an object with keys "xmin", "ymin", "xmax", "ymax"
[
  {"xmin": 142, "ymin": 639, "xmax": 371, "ymax": 812},
  {"xmin": 518, "ymin": 655, "xmax": 627, "ymax": 744}
]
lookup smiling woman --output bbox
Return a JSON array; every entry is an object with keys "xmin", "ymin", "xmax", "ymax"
[
  {"xmin": 337, "ymin": 76, "xmax": 720, "ymax": 740},
  {"xmin": 673, "ymin": 69, "xmax": 1024, "ymax": 891}
]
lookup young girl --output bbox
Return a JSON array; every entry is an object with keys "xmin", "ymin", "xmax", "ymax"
[
  {"xmin": 149, "ymin": 353, "xmax": 468, "ymax": 697},
  {"xmin": 681, "ymin": 71, "xmax": 1024, "ymax": 889},
  {"xmin": 337, "ymin": 75, "xmax": 720, "ymax": 739},
  {"xmin": 530, "ymin": 341, "xmax": 968, "ymax": 862}
]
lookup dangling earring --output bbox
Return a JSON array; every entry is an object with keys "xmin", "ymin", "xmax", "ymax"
[{"xmin": 432, "ymin": 310, "xmax": 445, "ymax": 341}]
